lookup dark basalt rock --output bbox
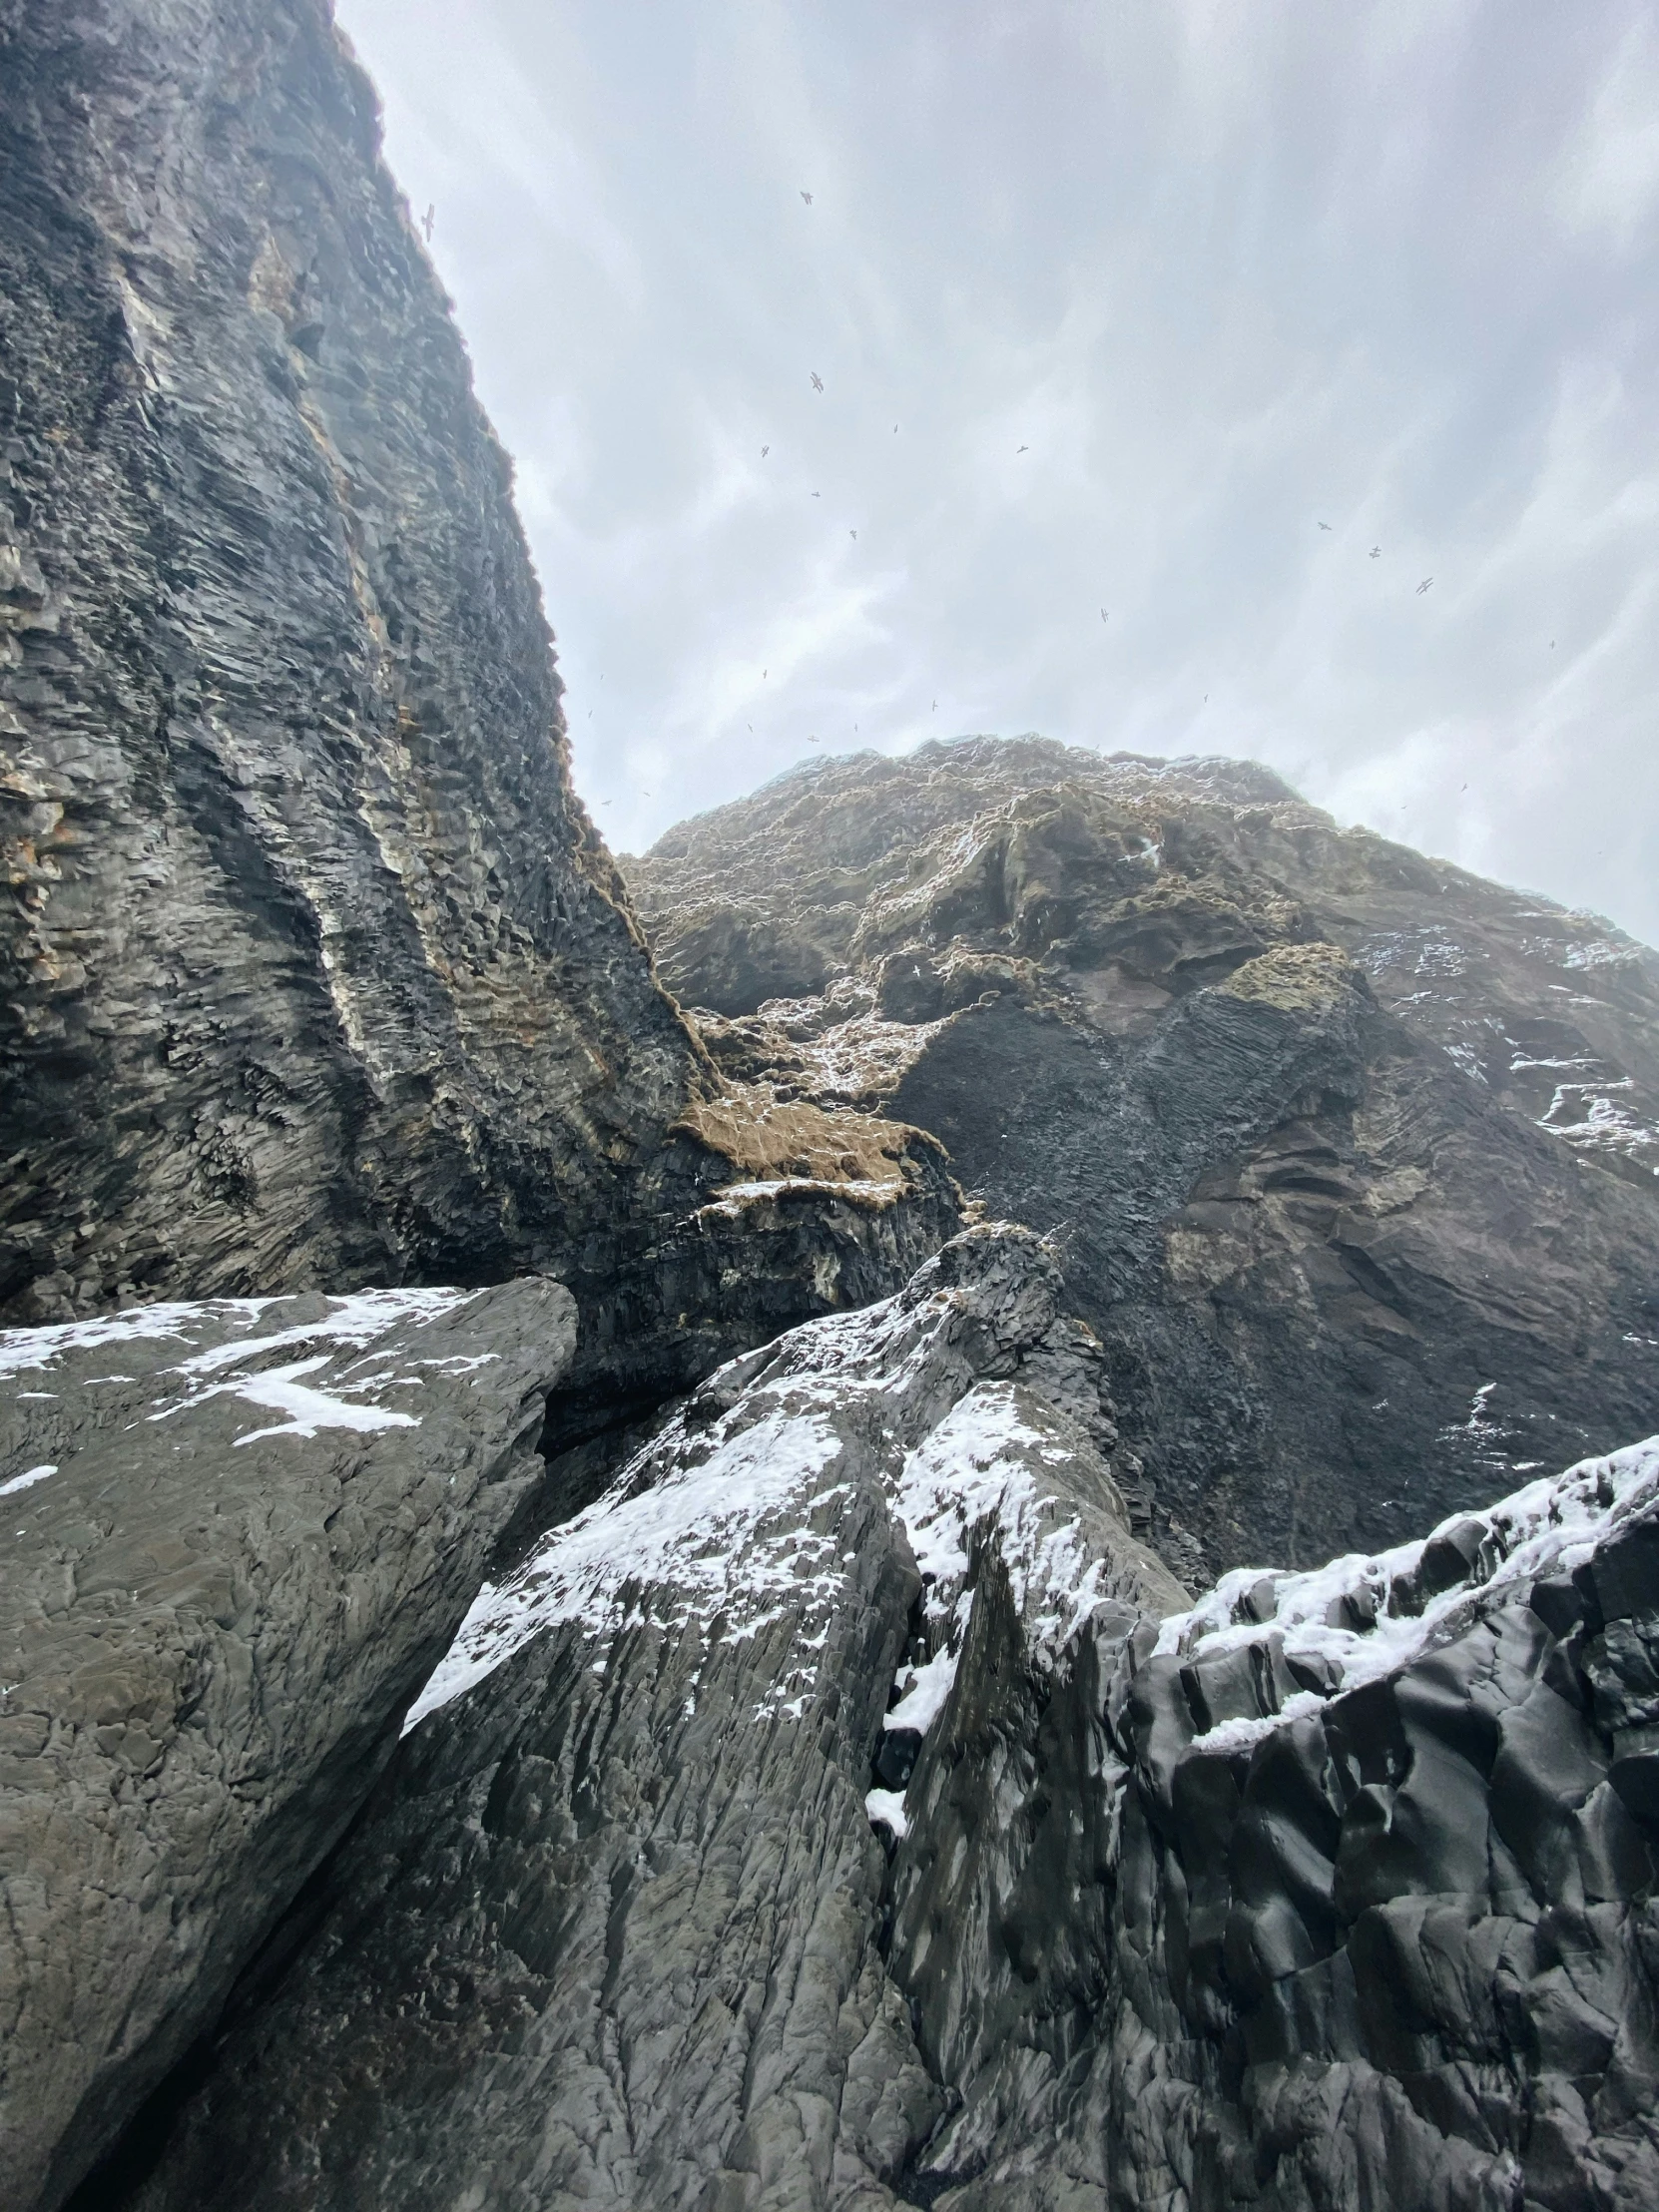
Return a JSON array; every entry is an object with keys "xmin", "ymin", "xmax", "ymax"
[
  {"xmin": 624, "ymin": 738, "xmax": 1659, "ymax": 1580},
  {"xmin": 60, "ymin": 1235, "xmax": 1659, "ymax": 2212},
  {"xmin": 0, "ymin": 0, "xmax": 956, "ymax": 1375},
  {"xmin": 110, "ymin": 1226, "xmax": 1184, "ymax": 2212},
  {"xmin": 0, "ymin": 1278, "xmax": 577, "ymax": 2212}
]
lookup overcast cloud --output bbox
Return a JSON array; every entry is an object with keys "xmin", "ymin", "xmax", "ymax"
[{"xmin": 333, "ymin": 0, "xmax": 1659, "ymax": 945}]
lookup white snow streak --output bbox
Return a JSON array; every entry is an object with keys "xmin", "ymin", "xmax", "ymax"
[
  {"xmin": 1157, "ymin": 1433, "xmax": 1659, "ymax": 1754},
  {"xmin": 0, "ymin": 1464, "xmax": 57, "ymax": 1497},
  {"xmin": 404, "ymin": 1408, "xmax": 845, "ymax": 1732}
]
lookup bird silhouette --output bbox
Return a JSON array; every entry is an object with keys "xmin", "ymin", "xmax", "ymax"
[
  {"xmin": 763, "ymin": 670, "xmax": 767, "ymax": 679},
  {"xmin": 1319, "ymin": 521, "xmax": 1332, "ymax": 531},
  {"xmin": 762, "ymin": 444, "xmax": 769, "ymax": 457},
  {"xmin": 849, "ymin": 529, "xmax": 856, "ymax": 540},
  {"xmin": 1100, "ymin": 609, "xmax": 1108, "ymax": 624},
  {"xmin": 811, "ymin": 491, "xmax": 820, "ymax": 498},
  {"xmin": 811, "ymin": 372, "xmax": 824, "ymax": 392},
  {"xmin": 931, "ymin": 700, "xmax": 937, "ymax": 711},
  {"xmin": 1416, "ymin": 577, "xmax": 1433, "ymax": 594},
  {"xmin": 801, "ymin": 190, "xmax": 813, "ymax": 205},
  {"xmin": 1017, "ymin": 444, "xmax": 1028, "ymax": 454},
  {"xmin": 422, "ymin": 204, "xmax": 434, "ymax": 242},
  {"xmin": 1370, "ymin": 546, "xmax": 1382, "ymax": 559},
  {"xmin": 893, "ymin": 424, "xmax": 898, "ymax": 433}
]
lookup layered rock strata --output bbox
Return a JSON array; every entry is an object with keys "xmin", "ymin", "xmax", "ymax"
[
  {"xmin": 0, "ymin": 1278, "xmax": 577, "ymax": 2212},
  {"xmin": 624, "ymin": 739, "xmax": 1659, "ymax": 1578}
]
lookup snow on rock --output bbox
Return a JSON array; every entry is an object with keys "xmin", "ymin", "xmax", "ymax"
[
  {"xmin": 1156, "ymin": 1432, "xmax": 1659, "ymax": 1753},
  {"xmin": 1, "ymin": 1289, "xmax": 485, "ymax": 1483},
  {"xmin": 0, "ymin": 1463, "xmax": 56, "ymax": 1497},
  {"xmin": 865, "ymin": 1787, "xmax": 910, "ymax": 1839},
  {"xmin": 403, "ymin": 1226, "xmax": 1182, "ymax": 1836},
  {"xmin": 882, "ymin": 1381, "xmax": 1143, "ymax": 1743},
  {"xmin": 405, "ymin": 1406, "xmax": 848, "ymax": 1731}
]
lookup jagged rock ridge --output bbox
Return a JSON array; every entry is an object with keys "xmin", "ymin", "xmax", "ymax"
[{"xmin": 55, "ymin": 1228, "xmax": 1657, "ymax": 2212}]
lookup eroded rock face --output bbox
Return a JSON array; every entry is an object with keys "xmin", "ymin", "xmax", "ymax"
[
  {"xmin": 0, "ymin": 0, "xmax": 959, "ymax": 1362},
  {"xmin": 624, "ymin": 738, "xmax": 1659, "ymax": 1578},
  {"xmin": 0, "ymin": 1279, "xmax": 576, "ymax": 2212},
  {"xmin": 887, "ymin": 1437, "xmax": 1659, "ymax": 2211}
]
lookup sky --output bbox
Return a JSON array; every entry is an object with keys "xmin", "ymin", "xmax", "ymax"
[{"xmin": 333, "ymin": 0, "xmax": 1659, "ymax": 946}]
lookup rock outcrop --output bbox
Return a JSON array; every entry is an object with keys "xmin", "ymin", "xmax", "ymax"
[
  {"xmin": 0, "ymin": 1278, "xmax": 576, "ymax": 2212},
  {"xmin": 52, "ymin": 1229, "xmax": 1657, "ymax": 2212},
  {"xmin": 0, "ymin": 0, "xmax": 955, "ymax": 1377},
  {"xmin": 7, "ymin": 8, "xmax": 1659, "ymax": 2210},
  {"xmin": 102, "ymin": 1228, "xmax": 1177, "ymax": 2210},
  {"xmin": 624, "ymin": 739, "xmax": 1659, "ymax": 1580}
]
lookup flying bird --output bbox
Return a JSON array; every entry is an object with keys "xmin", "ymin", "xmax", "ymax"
[
  {"xmin": 893, "ymin": 424, "xmax": 898, "ymax": 432},
  {"xmin": 811, "ymin": 371, "xmax": 824, "ymax": 392},
  {"xmin": 421, "ymin": 204, "xmax": 434, "ymax": 242},
  {"xmin": 762, "ymin": 445, "xmax": 769, "ymax": 457},
  {"xmin": 1318, "ymin": 521, "xmax": 1332, "ymax": 531},
  {"xmin": 931, "ymin": 700, "xmax": 937, "ymax": 711},
  {"xmin": 849, "ymin": 529, "xmax": 856, "ymax": 540},
  {"xmin": 1416, "ymin": 577, "xmax": 1433, "ymax": 594},
  {"xmin": 1100, "ymin": 608, "xmax": 1108, "ymax": 624},
  {"xmin": 1017, "ymin": 444, "xmax": 1028, "ymax": 453},
  {"xmin": 801, "ymin": 190, "xmax": 813, "ymax": 205},
  {"xmin": 811, "ymin": 490, "xmax": 820, "ymax": 498}
]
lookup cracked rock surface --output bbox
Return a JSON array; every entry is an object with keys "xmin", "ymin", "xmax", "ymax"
[
  {"xmin": 0, "ymin": 1277, "xmax": 577, "ymax": 2212},
  {"xmin": 75, "ymin": 1234, "xmax": 1659, "ymax": 2212}
]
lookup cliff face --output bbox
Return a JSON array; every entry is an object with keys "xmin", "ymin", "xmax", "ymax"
[
  {"xmin": 6, "ymin": 10, "xmax": 1659, "ymax": 2212},
  {"xmin": 624, "ymin": 739, "xmax": 1659, "ymax": 1581},
  {"xmin": 0, "ymin": 1281, "xmax": 578, "ymax": 2212}
]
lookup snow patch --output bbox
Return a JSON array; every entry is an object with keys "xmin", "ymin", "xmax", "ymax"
[
  {"xmin": 0, "ymin": 1463, "xmax": 57, "ymax": 1498},
  {"xmin": 865, "ymin": 1787, "xmax": 910, "ymax": 1839},
  {"xmin": 405, "ymin": 1407, "xmax": 846, "ymax": 1732}
]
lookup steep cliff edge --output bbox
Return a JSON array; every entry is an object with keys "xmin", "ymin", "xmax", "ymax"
[
  {"xmin": 0, "ymin": 0, "xmax": 956, "ymax": 1372},
  {"xmin": 624, "ymin": 739, "xmax": 1659, "ymax": 1579}
]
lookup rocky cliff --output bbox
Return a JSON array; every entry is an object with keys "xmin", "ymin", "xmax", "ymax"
[
  {"xmin": 624, "ymin": 739, "xmax": 1659, "ymax": 1582},
  {"xmin": 0, "ymin": 0, "xmax": 955, "ymax": 1403},
  {"xmin": 5, "ymin": 7, "xmax": 1659, "ymax": 2212},
  {"xmin": 59, "ymin": 1230, "xmax": 1659, "ymax": 2212}
]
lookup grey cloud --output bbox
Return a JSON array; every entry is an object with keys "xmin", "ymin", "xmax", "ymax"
[{"xmin": 336, "ymin": 0, "xmax": 1659, "ymax": 943}]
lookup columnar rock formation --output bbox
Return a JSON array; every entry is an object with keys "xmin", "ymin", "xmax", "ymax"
[{"xmin": 4, "ymin": 7, "xmax": 1659, "ymax": 2212}]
